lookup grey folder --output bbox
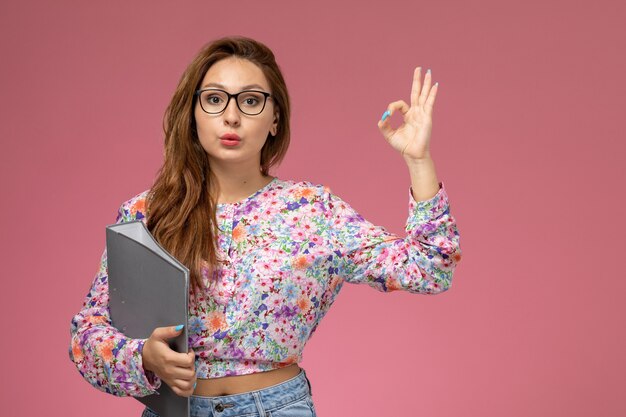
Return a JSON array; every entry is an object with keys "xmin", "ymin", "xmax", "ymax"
[{"xmin": 106, "ymin": 220, "xmax": 189, "ymax": 417}]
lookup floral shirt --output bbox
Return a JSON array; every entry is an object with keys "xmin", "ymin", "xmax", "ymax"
[{"xmin": 69, "ymin": 177, "xmax": 462, "ymax": 397}]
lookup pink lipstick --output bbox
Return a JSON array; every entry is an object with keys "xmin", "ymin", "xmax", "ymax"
[{"xmin": 220, "ymin": 133, "xmax": 241, "ymax": 147}]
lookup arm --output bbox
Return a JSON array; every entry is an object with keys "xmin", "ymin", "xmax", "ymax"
[
  {"xmin": 329, "ymin": 66, "xmax": 459, "ymax": 292},
  {"xmin": 325, "ymin": 180, "xmax": 461, "ymax": 294},
  {"xmin": 68, "ymin": 202, "xmax": 162, "ymax": 397}
]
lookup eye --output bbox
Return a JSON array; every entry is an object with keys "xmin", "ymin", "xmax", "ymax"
[
  {"xmin": 239, "ymin": 92, "xmax": 264, "ymax": 107},
  {"xmin": 207, "ymin": 95, "xmax": 223, "ymax": 104}
]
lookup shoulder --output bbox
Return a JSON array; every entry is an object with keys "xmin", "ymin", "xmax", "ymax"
[{"xmin": 115, "ymin": 189, "xmax": 151, "ymax": 223}]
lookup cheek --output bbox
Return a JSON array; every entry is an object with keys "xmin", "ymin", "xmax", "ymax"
[
  {"xmin": 194, "ymin": 110, "xmax": 214, "ymax": 138},
  {"xmin": 255, "ymin": 116, "xmax": 274, "ymax": 136}
]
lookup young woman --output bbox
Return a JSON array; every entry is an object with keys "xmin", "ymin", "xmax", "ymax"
[{"xmin": 69, "ymin": 36, "xmax": 462, "ymax": 417}]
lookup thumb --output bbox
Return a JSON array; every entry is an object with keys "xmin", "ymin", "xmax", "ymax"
[
  {"xmin": 377, "ymin": 117, "xmax": 395, "ymax": 142},
  {"xmin": 152, "ymin": 324, "xmax": 184, "ymax": 342},
  {"xmin": 378, "ymin": 101, "xmax": 410, "ymax": 142}
]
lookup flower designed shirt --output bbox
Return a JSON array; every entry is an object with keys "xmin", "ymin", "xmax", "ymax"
[{"xmin": 69, "ymin": 177, "xmax": 461, "ymax": 397}]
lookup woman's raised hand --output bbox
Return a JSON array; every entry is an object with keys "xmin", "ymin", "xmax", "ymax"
[
  {"xmin": 377, "ymin": 67, "xmax": 438, "ymax": 162},
  {"xmin": 142, "ymin": 325, "xmax": 197, "ymax": 397}
]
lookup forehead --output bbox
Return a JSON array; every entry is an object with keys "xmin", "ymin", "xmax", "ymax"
[{"xmin": 200, "ymin": 57, "xmax": 270, "ymax": 91}]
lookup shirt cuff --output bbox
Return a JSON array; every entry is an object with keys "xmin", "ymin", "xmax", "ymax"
[
  {"xmin": 136, "ymin": 339, "xmax": 162, "ymax": 394},
  {"xmin": 406, "ymin": 181, "xmax": 450, "ymax": 230}
]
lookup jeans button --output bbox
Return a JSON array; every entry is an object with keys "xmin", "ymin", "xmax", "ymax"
[{"xmin": 215, "ymin": 403, "xmax": 225, "ymax": 412}]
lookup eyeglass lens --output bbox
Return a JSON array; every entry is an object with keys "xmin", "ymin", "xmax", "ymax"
[{"xmin": 199, "ymin": 90, "xmax": 267, "ymax": 115}]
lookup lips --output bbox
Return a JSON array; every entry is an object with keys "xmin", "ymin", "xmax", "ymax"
[{"xmin": 220, "ymin": 133, "xmax": 240, "ymax": 141}]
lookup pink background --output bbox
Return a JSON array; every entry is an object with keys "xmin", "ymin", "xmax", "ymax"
[{"xmin": 1, "ymin": 0, "xmax": 625, "ymax": 416}]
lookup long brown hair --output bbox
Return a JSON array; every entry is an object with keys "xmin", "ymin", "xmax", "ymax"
[{"xmin": 146, "ymin": 36, "xmax": 291, "ymax": 291}]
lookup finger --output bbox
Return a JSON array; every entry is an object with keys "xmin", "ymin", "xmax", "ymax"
[
  {"xmin": 172, "ymin": 377, "xmax": 196, "ymax": 392},
  {"xmin": 185, "ymin": 350, "xmax": 196, "ymax": 368},
  {"xmin": 162, "ymin": 350, "xmax": 194, "ymax": 369},
  {"xmin": 152, "ymin": 324, "xmax": 184, "ymax": 342},
  {"xmin": 169, "ymin": 367, "xmax": 196, "ymax": 380},
  {"xmin": 161, "ymin": 366, "xmax": 194, "ymax": 383},
  {"xmin": 382, "ymin": 100, "xmax": 410, "ymax": 123},
  {"xmin": 168, "ymin": 348, "xmax": 194, "ymax": 363},
  {"xmin": 378, "ymin": 100, "xmax": 409, "ymax": 140},
  {"xmin": 419, "ymin": 69, "xmax": 433, "ymax": 106},
  {"xmin": 424, "ymin": 82, "xmax": 438, "ymax": 115},
  {"xmin": 169, "ymin": 379, "xmax": 195, "ymax": 397},
  {"xmin": 410, "ymin": 67, "xmax": 422, "ymax": 108},
  {"xmin": 175, "ymin": 350, "xmax": 195, "ymax": 368}
]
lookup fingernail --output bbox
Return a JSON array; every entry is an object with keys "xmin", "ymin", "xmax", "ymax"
[
  {"xmin": 427, "ymin": 68, "xmax": 431, "ymax": 74},
  {"xmin": 435, "ymin": 82, "xmax": 439, "ymax": 87},
  {"xmin": 381, "ymin": 110, "xmax": 391, "ymax": 122},
  {"xmin": 175, "ymin": 324, "xmax": 184, "ymax": 331}
]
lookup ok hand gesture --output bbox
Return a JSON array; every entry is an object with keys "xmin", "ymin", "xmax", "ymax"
[{"xmin": 377, "ymin": 67, "xmax": 438, "ymax": 162}]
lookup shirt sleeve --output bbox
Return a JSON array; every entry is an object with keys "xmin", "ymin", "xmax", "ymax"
[
  {"xmin": 324, "ymin": 181, "xmax": 462, "ymax": 294},
  {"xmin": 68, "ymin": 203, "xmax": 162, "ymax": 397}
]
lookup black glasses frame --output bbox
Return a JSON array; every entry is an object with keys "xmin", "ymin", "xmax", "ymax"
[{"xmin": 194, "ymin": 88, "xmax": 272, "ymax": 115}]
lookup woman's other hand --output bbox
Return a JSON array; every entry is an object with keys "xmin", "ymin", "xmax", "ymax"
[{"xmin": 142, "ymin": 325, "xmax": 196, "ymax": 397}]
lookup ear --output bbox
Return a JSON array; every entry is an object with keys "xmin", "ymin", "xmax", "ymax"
[{"xmin": 271, "ymin": 111, "xmax": 280, "ymax": 135}]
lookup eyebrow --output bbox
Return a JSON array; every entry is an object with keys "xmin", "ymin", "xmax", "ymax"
[{"xmin": 201, "ymin": 82, "xmax": 267, "ymax": 91}]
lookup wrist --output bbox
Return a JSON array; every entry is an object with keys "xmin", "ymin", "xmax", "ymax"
[
  {"xmin": 403, "ymin": 153, "xmax": 434, "ymax": 166},
  {"xmin": 140, "ymin": 339, "xmax": 153, "ymax": 373}
]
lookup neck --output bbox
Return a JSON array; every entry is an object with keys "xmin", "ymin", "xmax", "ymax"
[{"xmin": 208, "ymin": 159, "xmax": 272, "ymax": 204}]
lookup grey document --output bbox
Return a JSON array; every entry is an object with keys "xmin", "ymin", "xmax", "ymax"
[{"xmin": 106, "ymin": 220, "xmax": 189, "ymax": 417}]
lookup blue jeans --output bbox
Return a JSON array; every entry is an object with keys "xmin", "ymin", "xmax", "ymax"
[{"xmin": 141, "ymin": 369, "xmax": 317, "ymax": 417}]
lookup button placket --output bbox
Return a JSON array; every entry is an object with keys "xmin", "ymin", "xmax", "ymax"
[
  {"xmin": 221, "ymin": 265, "xmax": 236, "ymax": 297},
  {"xmin": 217, "ymin": 205, "xmax": 234, "ymax": 255},
  {"xmin": 210, "ymin": 262, "xmax": 235, "ymax": 306},
  {"xmin": 213, "ymin": 204, "xmax": 238, "ymax": 305},
  {"xmin": 226, "ymin": 202, "xmax": 245, "ymax": 292}
]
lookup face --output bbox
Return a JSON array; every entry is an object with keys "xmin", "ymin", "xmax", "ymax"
[{"xmin": 194, "ymin": 57, "xmax": 279, "ymax": 168}]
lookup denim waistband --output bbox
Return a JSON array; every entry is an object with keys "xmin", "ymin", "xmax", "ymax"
[{"xmin": 189, "ymin": 369, "xmax": 312, "ymax": 416}]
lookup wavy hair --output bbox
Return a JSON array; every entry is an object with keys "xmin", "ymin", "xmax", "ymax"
[{"xmin": 146, "ymin": 36, "xmax": 291, "ymax": 291}]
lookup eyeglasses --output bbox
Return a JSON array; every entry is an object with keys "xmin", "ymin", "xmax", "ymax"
[{"xmin": 195, "ymin": 88, "xmax": 272, "ymax": 116}]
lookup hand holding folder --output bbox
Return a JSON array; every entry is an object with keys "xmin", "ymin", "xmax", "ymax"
[
  {"xmin": 142, "ymin": 324, "xmax": 196, "ymax": 397},
  {"xmin": 106, "ymin": 220, "xmax": 190, "ymax": 417}
]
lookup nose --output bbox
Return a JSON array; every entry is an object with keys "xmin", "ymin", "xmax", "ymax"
[{"xmin": 222, "ymin": 97, "xmax": 241, "ymax": 127}]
